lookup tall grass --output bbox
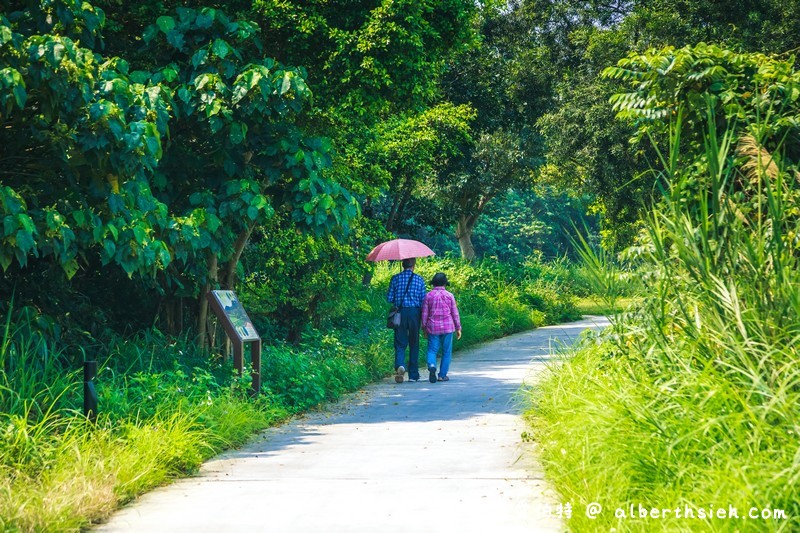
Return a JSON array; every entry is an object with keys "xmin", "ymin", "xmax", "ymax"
[
  {"xmin": 0, "ymin": 303, "xmax": 78, "ymax": 419},
  {"xmin": 528, "ymin": 111, "xmax": 800, "ymax": 531},
  {"xmin": 0, "ymin": 313, "xmax": 287, "ymax": 530}
]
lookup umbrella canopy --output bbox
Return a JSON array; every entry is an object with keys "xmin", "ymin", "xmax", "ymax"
[{"xmin": 366, "ymin": 238, "xmax": 435, "ymax": 262}]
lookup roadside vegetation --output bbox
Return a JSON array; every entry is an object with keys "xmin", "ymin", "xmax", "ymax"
[
  {"xmin": 527, "ymin": 45, "xmax": 800, "ymax": 532},
  {"xmin": 4, "ymin": 1, "xmax": 800, "ymax": 532},
  {"xmin": 0, "ymin": 256, "xmax": 582, "ymax": 530}
]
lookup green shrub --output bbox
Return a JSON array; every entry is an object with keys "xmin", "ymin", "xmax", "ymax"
[{"xmin": 529, "ymin": 108, "xmax": 800, "ymax": 531}]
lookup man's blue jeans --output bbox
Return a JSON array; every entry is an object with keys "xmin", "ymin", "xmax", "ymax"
[
  {"xmin": 394, "ymin": 307, "xmax": 421, "ymax": 380},
  {"xmin": 426, "ymin": 332, "xmax": 453, "ymax": 377}
]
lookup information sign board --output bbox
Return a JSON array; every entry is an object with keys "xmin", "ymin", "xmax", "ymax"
[
  {"xmin": 206, "ymin": 290, "xmax": 262, "ymax": 395},
  {"xmin": 209, "ymin": 290, "xmax": 260, "ymax": 341}
]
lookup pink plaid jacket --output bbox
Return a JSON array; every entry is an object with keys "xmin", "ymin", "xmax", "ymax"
[{"xmin": 421, "ymin": 287, "xmax": 461, "ymax": 335}]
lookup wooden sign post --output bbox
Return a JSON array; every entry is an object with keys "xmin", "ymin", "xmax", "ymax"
[{"xmin": 206, "ymin": 290, "xmax": 262, "ymax": 395}]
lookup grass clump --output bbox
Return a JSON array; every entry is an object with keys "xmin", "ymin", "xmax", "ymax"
[
  {"xmin": 0, "ymin": 320, "xmax": 287, "ymax": 531},
  {"xmin": 528, "ymin": 112, "xmax": 800, "ymax": 531}
]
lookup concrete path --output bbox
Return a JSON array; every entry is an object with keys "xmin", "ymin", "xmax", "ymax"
[{"xmin": 97, "ymin": 316, "xmax": 608, "ymax": 533}]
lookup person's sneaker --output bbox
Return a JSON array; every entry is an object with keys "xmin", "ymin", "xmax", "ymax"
[
  {"xmin": 428, "ymin": 366, "xmax": 437, "ymax": 383},
  {"xmin": 395, "ymin": 366, "xmax": 405, "ymax": 383},
  {"xmin": 438, "ymin": 375, "xmax": 449, "ymax": 382}
]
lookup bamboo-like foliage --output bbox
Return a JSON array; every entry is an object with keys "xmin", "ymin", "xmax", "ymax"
[{"xmin": 538, "ymin": 107, "xmax": 800, "ymax": 531}]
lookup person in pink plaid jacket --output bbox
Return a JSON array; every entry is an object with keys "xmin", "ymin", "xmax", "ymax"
[{"xmin": 421, "ymin": 272, "xmax": 462, "ymax": 383}]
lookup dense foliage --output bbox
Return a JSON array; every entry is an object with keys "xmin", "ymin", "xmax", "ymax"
[
  {"xmin": 529, "ymin": 45, "xmax": 800, "ymax": 531},
  {"xmin": 514, "ymin": 0, "xmax": 800, "ymax": 245},
  {"xmin": 5, "ymin": 0, "xmax": 800, "ymax": 529},
  {"xmin": 0, "ymin": 1, "xmax": 359, "ymax": 346}
]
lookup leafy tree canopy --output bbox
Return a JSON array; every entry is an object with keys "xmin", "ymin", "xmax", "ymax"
[
  {"xmin": 1, "ymin": 2, "xmax": 170, "ymax": 278},
  {"xmin": 516, "ymin": 0, "xmax": 800, "ymax": 245},
  {"xmin": 0, "ymin": 2, "xmax": 359, "ymax": 343}
]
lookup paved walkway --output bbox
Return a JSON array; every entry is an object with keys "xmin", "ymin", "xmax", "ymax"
[{"xmin": 97, "ymin": 317, "xmax": 608, "ymax": 533}]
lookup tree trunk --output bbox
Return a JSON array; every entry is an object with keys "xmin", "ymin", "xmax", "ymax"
[
  {"xmin": 164, "ymin": 298, "xmax": 177, "ymax": 335},
  {"xmin": 197, "ymin": 252, "xmax": 218, "ymax": 351},
  {"xmin": 223, "ymin": 223, "xmax": 255, "ymax": 290},
  {"xmin": 386, "ymin": 177, "xmax": 402, "ymax": 232},
  {"xmin": 455, "ymin": 215, "xmax": 478, "ymax": 262},
  {"xmin": 386, "ymin": 196, "xmax": 400, "ymax": 233},
  {"xmin": 386, "ymin": 176, "xmax": 413, "ymax": 233},
  {"xmin": 362, "ymin": 271, "xmax": 373, "ymax": 286},
  {"xmin": 177, "ymin": 296, "xmax": 184, "ymax": 332}
]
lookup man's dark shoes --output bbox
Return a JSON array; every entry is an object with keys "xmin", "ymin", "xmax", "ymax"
[
  {"xmin": 428, "ymin": 366, "xmax": 437, "ymax": 383},
  {"xmin": 395, "ymin": 366, "xmax": 405, "ymax": 384}
]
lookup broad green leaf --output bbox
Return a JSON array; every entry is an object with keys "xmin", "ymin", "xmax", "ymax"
[
  {"xmin": 157, "ymin": 242, "xmax": 171, "ymax": 266},
  {"xmin": 195, "ymin": 73, "xmax": 212, "ymax": 90},
  {"xmin": 166, "ymin": 30, "xmax": 185, "ymax": 50},
  {"xmin": 223, "ymin": 157, "xmax": 237, "ymax": 176},
  {"xmin": 162, "ymin": 66, "xmax": 178, "ymax": 83},
  {"xmin": 130, "ymin": 70, "xmax": 151, "ymax": 84},
  {"xmin": 133, "ymin": 226, "xmax": 147, "ymax": 244},
  {"xmin": 281, "ymin": 72, "xmax": 292, "ymax": 95},
  {"xmin": 12, "ymin": 83, "xmax": 26, "ymax": 109},
  {"xmin": 3, "ymin": 215, "xmax": 16, "ymax": 236},
  {"xmin": 176, "ymin": 7, "xmax": 196, "ymax": 24},
  {"xmin": 191, "ymin": 49, "xmax": 208, "ymax": 68},
  {"xmin": 0, "ymin": 251, "xmax": 11, "ymax": 271},
  {"xmin": 207, "ymin": 213, "xmax": 221, "ymax": 233},
  {"xmin": 62, "ymin": 259, "xmax": 79, "ymax": 279},
  {"xmin": 0, "ymin": 25, "xmax": 13, "ymax": 46},
  {"xmin": 143, "ymin": 25, "xmax": 158, "ymax": 43},
  {"xmin": 196, "ymin": 12, "xmax": 213, "ymax": 29},
  {"xmin": 177, "ymin": 86, "xmax": 192, "ymax": 102},
  {"xmin": 73, "ymin": 210, "xmax": 86, "ymax": 226},
  {"xmin": 229, "ymin": 122, "xmax": 246, "ymax": 145},
  {"xmin": 16, "ymin": 212, "xmax": 34, "ymax": 232},
  {"xmin": 15, "ymin": 229, "xmax": 35, "ymax": 254},
  {"xmin": 157, "ymin": 16, "xmax": 176, "ymax": 33},
  {"xmin": 89, "ymin": 101, "xmax": 112, "ymax": 120},
  {"xmin": 103, "ymin": 239, "xmax": 116, "ymax": 259},
  {"xmin": 92, "ymin": 224, "xmax": 104, "ymax": 242},
  {"xmin": 212, "ymin": 39, "xmax": 231, "ymax": 59}
]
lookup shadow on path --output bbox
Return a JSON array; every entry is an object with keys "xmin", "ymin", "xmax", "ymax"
[{"xmin": 97, "ymin": 316, "xmax": 609, "ymax": 533}]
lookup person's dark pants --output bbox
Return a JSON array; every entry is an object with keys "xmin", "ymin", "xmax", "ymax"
[{"xmin": 394, "ymin": 307, "xmax": 421, "ymax": 380}]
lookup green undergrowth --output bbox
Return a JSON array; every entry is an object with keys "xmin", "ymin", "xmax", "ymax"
[
  {"xmin": 574, "ymin": 296, "xmax": 640, "ymax": 316},
  {"xmin": 527, "ymin": 113, "xmax": 800, "ymax": 532},
  {"xmin": 0, "ymin": 324, "xmax": 287, "ymax": 531},
  {"xmin": 530, "ymin": 331, "xmax": 799, "ymax": 532},
  {"xmin": 1, "ymin": 255, "xmax": 581, "ymax": 530}
]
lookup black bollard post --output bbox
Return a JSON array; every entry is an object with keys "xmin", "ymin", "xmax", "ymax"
[{"xmin": 83, "ymin": 360, "xmax": 98, "ymax": 423}]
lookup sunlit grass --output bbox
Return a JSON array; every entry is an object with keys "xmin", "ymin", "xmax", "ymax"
[
  {"xmin": 1, "ymin": 254, "xmax": 583, "ymax": 530},
  {"xmin": 575, "ymin": 296, "xmax": 641, "ymax": 316},
  {"xmin": 527, "ymin": 112, "xmax": 800, "ymax": 531}
]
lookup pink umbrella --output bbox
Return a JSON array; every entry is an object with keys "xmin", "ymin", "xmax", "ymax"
[{"xmin": 366, "ymin": 238, "xmax": 435, "ymax": 262}]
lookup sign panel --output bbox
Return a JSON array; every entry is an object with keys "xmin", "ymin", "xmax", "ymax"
[{"xmin": 209, "ymin": 290, "xmax": 260, "ymax": 341}]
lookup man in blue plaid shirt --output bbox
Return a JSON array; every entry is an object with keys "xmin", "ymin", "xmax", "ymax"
[{"xmin": 387, "ymin": 258, "xmax": 427, "ymax": 383}]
